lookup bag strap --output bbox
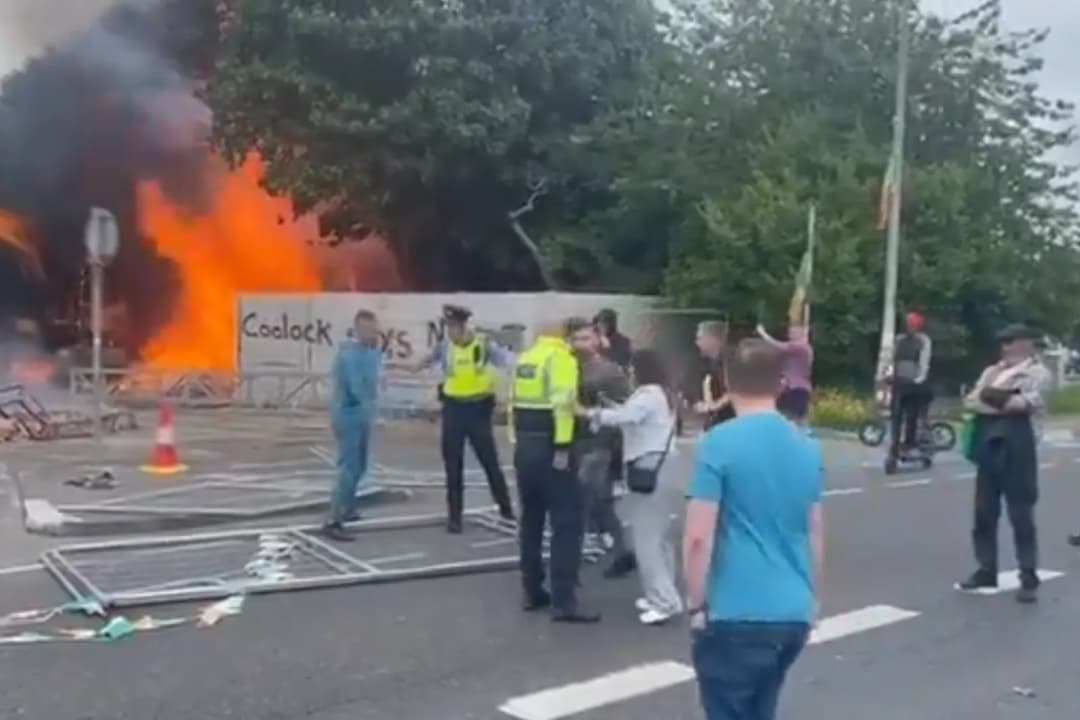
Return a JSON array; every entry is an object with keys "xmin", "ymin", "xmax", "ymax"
[{"xmin": 653, "ymin": 413, "xmax": 678, "ymax": 470}]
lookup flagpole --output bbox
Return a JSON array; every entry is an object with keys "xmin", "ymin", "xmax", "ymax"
[
  {"xmin": 805, "ymin": 203, "xmax": 816, "ymax": 326},
  {"xmin": 875, "ymin": 6, "xmax": 910, "ymax": 382}
]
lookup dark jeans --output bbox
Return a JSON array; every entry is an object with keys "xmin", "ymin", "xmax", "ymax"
[
  {"xmin": 441, "ymin": 397, "xmax": 513, "ymax": 521},
  {"xmin": 515, "ymin": 434, "xmax": 583, "ymax": 610},
  {"xmin": 692, "ymin": 621, "xmax": 810, "ymax": 720},
  {"xmin": 973, "ymin": 437, "xmax": 1039, "ymax": 577},
  {"xmin": 579, "ymin": 447, "xmax": 627, "ymax": 557},
  {"xmin": 890, "ymin": 383, "xmax": 929, "ymax": 453}
]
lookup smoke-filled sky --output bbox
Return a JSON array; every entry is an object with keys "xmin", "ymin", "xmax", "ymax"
[
  {"xmin": 2, "ymin": 0, "xmax": 1076, "ymax": 162},
  {"xmin": 0, "ymin": 0, "xmax": 155, "ymax": 76}
]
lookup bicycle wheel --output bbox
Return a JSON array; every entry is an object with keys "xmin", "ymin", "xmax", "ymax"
[
  {"xmin": 858, "ymin": 420, "xmax": 887, "ymax": 447},
  {"xmin": 930, "ymin": 421, "xmax": 956, "ymax": 451}
]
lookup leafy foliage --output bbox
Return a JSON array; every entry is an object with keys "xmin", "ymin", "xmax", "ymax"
[
  {"xmin": 661, "ymin": 0, "xmax": 1079, "ymax": 384},
  {"xmin": 207, "ymin": 0, "xmax": 662, "ymax": 289},
  {"xmin": 204, "ymin": 0, "xmax": 1079, "ymax": 385}
]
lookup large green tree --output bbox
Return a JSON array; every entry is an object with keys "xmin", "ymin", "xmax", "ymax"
[
  {"xmin": 661, "ymin": 0, "xmax": 1079, "ymax": 383},
  {"xmin": 207, "ymin": 0, "xmax": 663, "ymax": 289}
]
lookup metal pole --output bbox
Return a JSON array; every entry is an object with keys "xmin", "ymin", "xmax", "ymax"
[
  {"xmin": 805, "ymin": 204, "xmax": 817, "ymax": 325},
  {"xmin": 875, "ymin": 7, "xmax": 910, "ymax": 381},
  {"xmin": 90, "ymin": 259, "xmax": 104, "ymax": 442}
]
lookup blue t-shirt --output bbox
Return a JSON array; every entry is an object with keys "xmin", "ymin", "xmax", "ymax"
[{"xmin": 689, "ymin": 411, "xmax": 823, "ymax": 623}]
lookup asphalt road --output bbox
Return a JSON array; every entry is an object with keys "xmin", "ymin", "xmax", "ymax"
[{"xmin": 3, "ymin": 411, "xmax": 1080, "ymax": 720}]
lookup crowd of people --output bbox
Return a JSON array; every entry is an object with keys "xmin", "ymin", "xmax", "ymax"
[{"xmin": 320, "ymin": 301, "xmax": 1057, "ymax": 720}]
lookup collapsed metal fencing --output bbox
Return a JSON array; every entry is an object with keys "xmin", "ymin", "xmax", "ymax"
[
  {"xmin": 68, "ymin": 367, "xmax": 438, "ymax": 419},
  {"xmin": 42, "ymin": 510, "xmax": 606, "ymax": 608}
]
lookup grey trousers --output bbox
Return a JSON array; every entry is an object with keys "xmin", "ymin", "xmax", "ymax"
[
  {"xmin": 622, "ymin": 462, "xmax": 683, "ymax": 614},
  {"xmin": 579, "ymin": 447, "xmax": 628, "ymax": 557}
]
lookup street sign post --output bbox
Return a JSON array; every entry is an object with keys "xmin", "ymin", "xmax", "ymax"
[{"xmin": 84, "ymin": 208, "xmax": 119, "ymax": 441}]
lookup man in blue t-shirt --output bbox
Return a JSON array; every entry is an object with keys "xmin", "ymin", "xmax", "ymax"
[{"xmin": 684, "ymin": 338, "xmax": 825, "ymax": 720}]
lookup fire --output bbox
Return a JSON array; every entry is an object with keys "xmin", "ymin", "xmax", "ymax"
[
  {"xmin": 9, "ymin": 358, "xmax": 56, "ymax": 385},
  {"xmin": 136, "ymin": 156, "xmax": 322, "ymax": 370},
  {"xmin": 0, "ymin": 209, "xmax": 44, "ymax": 279}
]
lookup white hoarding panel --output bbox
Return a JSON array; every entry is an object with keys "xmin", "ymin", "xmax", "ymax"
[{"xmin": 238, "ymin": 292, "xmax": 656, "ymax": 412}]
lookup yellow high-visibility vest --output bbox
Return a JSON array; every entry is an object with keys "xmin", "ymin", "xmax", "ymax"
[
  {"xmin": 442, "ymin": 337, "xmax": 496, "ymax": 400},
  {"xmin": 510, "ymin": 336, "xmax": 579, "ymax": 445}
]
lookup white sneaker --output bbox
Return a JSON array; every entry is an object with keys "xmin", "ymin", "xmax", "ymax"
[
  {"xmin": 639, "ymin": 608, "xmax": 674, "ymax": 625},
  {"xmin": 635, "ymin": 598, "xmax": 653, "ymax": 612}
]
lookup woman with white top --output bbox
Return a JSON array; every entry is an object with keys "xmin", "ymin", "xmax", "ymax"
[{"xmin": 579, "ymin": 349, "xmax": 683, "ymax": 625}]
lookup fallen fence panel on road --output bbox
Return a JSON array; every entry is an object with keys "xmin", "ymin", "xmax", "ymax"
[{"xmin": 42, "ymin": 510, "xmax": 603, "ymax": 608}]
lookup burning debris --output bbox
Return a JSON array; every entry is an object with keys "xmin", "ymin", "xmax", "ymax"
[{"xmin": 0, "ymin": 0, "xmax": 402, "ymax": 377}]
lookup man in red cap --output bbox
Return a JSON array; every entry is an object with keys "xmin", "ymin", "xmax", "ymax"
[{"xmin": 890, "ymin": 311, "xmax": 933, "ymax": 459}]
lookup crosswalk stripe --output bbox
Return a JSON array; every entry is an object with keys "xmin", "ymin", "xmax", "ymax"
[
  {"xmin": 499, "ymin": 661, "xmax": 695, "ymax": 720},
  {"xmin": 957, "ymin": 569, "xmax": 1064, "ymax": 595},
  {"xmin": 498, "ymin": 604, "xmax": 920, "ymax": 719},
  {"xmin": 809, "ymin": 604, "xmax": 919, "ymax": 645}
]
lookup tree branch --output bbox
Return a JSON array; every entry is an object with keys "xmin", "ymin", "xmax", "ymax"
[{"xmin": 507, "ymin": 178, "xmax": 556, "ymax": 289}]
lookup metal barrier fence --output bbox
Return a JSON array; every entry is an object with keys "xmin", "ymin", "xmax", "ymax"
[{"xmin": 68, "ymin": 367, "xmax": 440, "ymax": 419}]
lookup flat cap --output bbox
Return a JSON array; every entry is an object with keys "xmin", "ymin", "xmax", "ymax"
[{"xmin": 996, "ymin": 324, "xmax": 1040, "ymax": 343}]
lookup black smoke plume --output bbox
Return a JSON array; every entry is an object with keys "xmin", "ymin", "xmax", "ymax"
[{"xmin": 0, "ymin": 0, "xmax": 219, "ymax": 353}]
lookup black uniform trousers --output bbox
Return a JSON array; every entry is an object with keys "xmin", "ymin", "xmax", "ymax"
[
  {"xmin": 972, "ymin": 425, "xmax": 1039, "ymax": 577},
  {"xmin": 514, "ymin": 432, "xmax": 584, "ymax": 611},
  {"xmin": 442, "ymin": 396, "xmax": 514, "ymax": 521}
]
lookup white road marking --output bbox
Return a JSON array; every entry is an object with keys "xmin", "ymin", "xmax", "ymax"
[
  {"xmin": 886, "ymin": 478, "xmax": 933, "ymax": 489},
  {"xmin": 823, "ymin": 487, "xmax": 864, "ymax": 497},
  {"xmin": 956, "ymin": 569, "xmax": 1065, "ymax": 595},
  {"xmin": 309, "ymin": 445, "xmax": 335, "ymax": 465},
  {"xmin": 952, "ymin": 471, "xmax": 976, "ymax": 480},
  {"xmin": 1039, "ymin": 461, "xmax": 1055, "ymax": 470},
  {"xmin": 498, "ymin": 605, "xmax": 920, "ymax": 718},
  {"xmin": 499, "ymin": 661, "xmax": 696, "ymax": 720},
  {"xmin": 809, "ymin": 604, "xmax": 920, "ymax": 645},
  {"xmin": 0, "ymin": 563, "xmax": 42, "ymax": 577}
]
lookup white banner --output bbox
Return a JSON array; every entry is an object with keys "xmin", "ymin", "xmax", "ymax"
[{"xmin": 238, "ymin": 292, "xmax": 655, "ymax": 411}]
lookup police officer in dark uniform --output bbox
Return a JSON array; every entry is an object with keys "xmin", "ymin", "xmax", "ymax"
[
  {"xmin": 511, "ymin": 318, "xmax": 599, "ymax": 623},
  {"xmin": 414, "ymin": 305, "xmax": 515, "ymax": 533}
]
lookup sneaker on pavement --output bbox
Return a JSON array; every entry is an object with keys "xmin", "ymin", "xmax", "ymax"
[
  {"xmin": 635, "ymin": 598, "xmax": 653, "ymax": 613},
  {"xmin": 956, "ymin": 569, "xmax": 998, "ymax": 591},
  {"xmin": 321, "ymin": 523, "xmax": 355, "ymax": 543},
  {"xmin": 639, "ymin": 608, "xmax": 674, "ymax": 626}
]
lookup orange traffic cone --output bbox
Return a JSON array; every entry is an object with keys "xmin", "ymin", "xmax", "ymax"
[{"xmin": 140, "ymin": 402, "xmax": 188, "ymax": 475}]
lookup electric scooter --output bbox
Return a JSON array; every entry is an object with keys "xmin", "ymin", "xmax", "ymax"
[{"xmin": 856, "ymin": 391, "xmax": 957, "ymax": 475}]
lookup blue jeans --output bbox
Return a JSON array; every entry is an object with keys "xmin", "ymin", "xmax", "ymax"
[
  {"xmin": 692, "ymin": 621, "xmax": 810, "ymax": 720},
  {"xmin": 330, "ymin": 415, "xmax": 371, "ymax": 524}
]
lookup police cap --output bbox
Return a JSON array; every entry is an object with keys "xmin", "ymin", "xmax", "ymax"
[{"xmin": 443, "ymin": 304, "xmax": 472, "ymax": 324}]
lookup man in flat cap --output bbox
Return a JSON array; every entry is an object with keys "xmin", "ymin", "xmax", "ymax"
[
  {"xmin": 959, "ymin": 324, "xmax": 1050, "ymax": 603},
  {"xmin": 413, "ymin": 305, "xmax": 516, "ymax": 533}
]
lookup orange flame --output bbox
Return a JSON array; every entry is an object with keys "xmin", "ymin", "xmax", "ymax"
[
  {"xmin": 136, "ymin": 156, "xmax": 322, "ymax": 370},
  {"xmin": 0, "ymin": 209, "xmax": 45, "ymax": 279}
]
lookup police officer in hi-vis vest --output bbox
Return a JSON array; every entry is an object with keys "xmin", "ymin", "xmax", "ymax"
[
  {"xmin": 511, "ymin": 318, "xmax": 599, "ymax": 623},
  {"xmin": 415, "ymin": 305, "xmax": 516, "ymax": 533}
]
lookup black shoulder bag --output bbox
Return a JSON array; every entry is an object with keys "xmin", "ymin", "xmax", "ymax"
[{"xmin": 626, "ymin": 416, "xmax": 677, "ymax": 495}]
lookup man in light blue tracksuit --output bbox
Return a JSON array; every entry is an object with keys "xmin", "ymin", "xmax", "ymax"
[{"xmin": 322, "ymin": 309, "xmax": 383, "ymax": 542}]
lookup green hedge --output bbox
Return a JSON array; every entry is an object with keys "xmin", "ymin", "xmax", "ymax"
[
  {"xmin": 1049, "ymin": 383, "xmax": 1080, "ymax": 416},
  {"xmin": 810, "ymin": 388, "xmax": 877, "ymax": 431}
]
